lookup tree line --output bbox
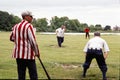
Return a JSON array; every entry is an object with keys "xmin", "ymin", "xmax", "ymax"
[{"xmin": 0, "ymin": 10, "xmax": 119, "ymax": 32}]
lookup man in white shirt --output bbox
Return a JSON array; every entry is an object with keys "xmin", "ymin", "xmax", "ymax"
[
  {"xmin": 82, "ymin": 32, "xmax": 110, "ymax": 80},
  {"xmin": 55, "ymin": 25, "xmax": 66, "ymax": 47}
]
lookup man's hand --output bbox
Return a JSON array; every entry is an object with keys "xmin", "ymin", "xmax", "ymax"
[
  {"xmin": 104, "ymin": 52, "xmax": 108, "ymax": 59},
  {"xmin": 10, "ymin": 32, "xmax": 15, "ymax": 42},
  {"xmin": 35, "ymin": 54, "xmax": 40, "ymax": 58}
]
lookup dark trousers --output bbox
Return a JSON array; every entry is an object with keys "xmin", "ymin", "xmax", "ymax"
[
  {"xmin": 83, "ymin": 49, "xmax": 107, "ymax": 79},
  {"xmin": 85, "ymin": 32, "xmax": 90, "ymax": 39},
  {"xmin": 57, "ymin": 36, "xmax": 64, "ymax": 47},
  {"xmin": 16, "ymin": 59, "xmax": 38, "ymax": 80}
]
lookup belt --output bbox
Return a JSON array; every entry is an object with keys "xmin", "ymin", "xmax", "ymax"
[{"xmin": 88, "ymin": 48, "xmax": 102, "ymax": 50}]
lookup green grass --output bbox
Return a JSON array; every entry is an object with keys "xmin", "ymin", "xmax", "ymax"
[{"xmin": 0, "ymin": 32, "xmax": 120, "ymax": 80}]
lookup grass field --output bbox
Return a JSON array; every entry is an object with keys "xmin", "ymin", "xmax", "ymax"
[{"xmin": 0, "ymin": 32, "xmax": 119, "ymax": 80}]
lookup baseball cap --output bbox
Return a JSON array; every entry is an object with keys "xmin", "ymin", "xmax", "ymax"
[{"xmin": 21, "ymin": 11, "xmax": 33, "ymax": 18}]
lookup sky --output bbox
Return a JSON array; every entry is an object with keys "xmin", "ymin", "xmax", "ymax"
[{"xmin": 0, "ymin": 0, "xmax": 120, "ymax": 28}]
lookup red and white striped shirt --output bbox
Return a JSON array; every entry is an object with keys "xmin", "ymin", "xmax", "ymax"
[{"xmin": 10, "ymin": 20, "xmax": 40, "ymax": 60}]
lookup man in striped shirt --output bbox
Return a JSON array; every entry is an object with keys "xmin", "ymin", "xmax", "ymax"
[{"xmin": 10, "ymin": 11, "xmax": 40, "ymax": 80}]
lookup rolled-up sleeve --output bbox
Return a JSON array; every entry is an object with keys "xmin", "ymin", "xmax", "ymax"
[
  {"xmin": 103, "ymin": 40, "xmax": 110, "ymax": 52},
  {"xmin": 83, "ymin": 42, "xmax": 89, "ymax": 52}
]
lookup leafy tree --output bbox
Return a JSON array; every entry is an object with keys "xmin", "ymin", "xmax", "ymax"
[
  {"xmin": 80, "ymin": 23, "xmax": 88, "ymax": 32},
  {"xmin": 35, "ymin": 18, "xmax": 48, "ymax": 32},
  {"xmin": 95, "ymin": 24, "xmax": 103, "ymax": 31},
  {"xmin": 104, "ymin": 25, "xmax": 111, "ymax": 31},
  {"xmin": 0, "ymin": 11, "xmax": 10, "ymax": 30},
  {"xmin": 68, "ymin": 20, "xmax": 76, "ymax": 32},
  {"xmin": 1, "ymin": 10, "xmax": 115, "ymax": 32},
  {"xmin": 50, "ymin": 16, "xmax": 60, "ymax": 30},
  {"xmin": 0, "ymin": 11, "xmax": 21, "ymax": 31},
  {"xmin": 50, "ymin": 16, "xmax": 69, "ymax": 31},
  {"xmin": 89, "ymin": 25, "xmax": 95, "ymax": 32},
  {"xmin": 72, "ymin": 19, "xmax": 81, "ymax": 32}
]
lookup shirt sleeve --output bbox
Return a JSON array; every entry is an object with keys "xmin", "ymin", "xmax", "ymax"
[
  {"xmin": 10, "ymin": 24, "xmax": 17, "ymax": 42},
  {"xmin": 27, "ymin": 24, "xmax": 40, "ymax": 56},
  {"xmin": 10, "ymin": 31, "xmax": 14, "ymax": 41},
  {"xmin": 55, "ymin": 29, "xmax": 58, "ymax": 33},
  {"xmin": 83, "ymin": 41, "xmax": 89, "ymax": 52},
  {"xmin": 103, "ymin": 40, "xmax": 110, "ymax": 52}
]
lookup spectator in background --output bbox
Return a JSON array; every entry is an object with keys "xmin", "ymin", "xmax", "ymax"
[{"xmin": 84, "ymin": 27, "xmax": 90, "ymax": 39}]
